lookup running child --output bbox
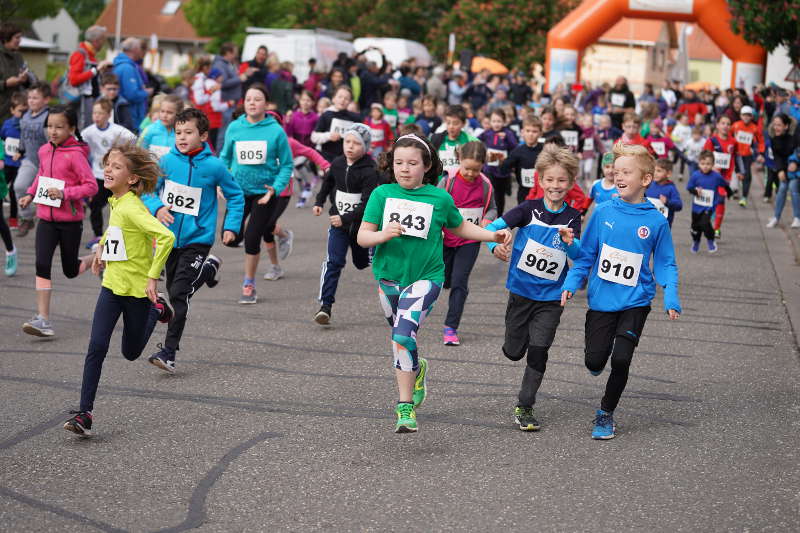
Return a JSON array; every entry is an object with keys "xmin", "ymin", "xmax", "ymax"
[
  {"xmin": 766, "ymin": 149, "xmax": 800, "ymax": 229},
  {"xmin": 485, "ymin": 143, "xmax": 582, "ymax": 431},
  {"xmin": 0, "ymin": 139, "xmax": 16, "ymax": 275},
  {"xmin": 82, "ymin": 98, "xmax": 137, "ymax": 247},
  {"xmin": 647, "ymin": 118, "xmax": 681, "ymax": 161},
  {"xmin": 312, "ymin": 124, "xmax": 379, "ymax": 325},
  {"xmin": 703, "ymin": 115, "xmax": 737, "ymax": 237},
  {"xmin": 500, "ymin": 115, "xmax": 543, "ymax": 204},
  {"xmin": 18, "ymin": 105, "xmax": 98, "ymax": 337},
  {"xmin": 670, "ymin": 113, "xmax": 692, "ymax": 179},
  {"xmin": 561, "ymin": 143, "xmax": 681, "ymax": 440},
  {"xmin": 1, "ymin": 92, "xmax": 26, "ymax": 229},
  {"xmin": 616, "ymin": 112, "xmax": 654, "ymax": 157},
  {"xmin": 645, "ymin": 159, "xmax": 683, "ymax": 227},
  {"xmin": 63, "ymin": 142, "xmax": 175, "ymax": 437},
  {"xmin": 687, "ymin": 150, "xmax": 733, "ymax": 252},
  {"xmin": 431, "ymin": 105, "xmax": 478, "ymax": 174},
  {"xmin": 285, "ymin": 90, "xmax": 319, "ymax": 148},
  {"xmin": 684, "ymin": 126, "xmax": 706, "ymax": 178},
  {"xmin": 219, "ymin": 84, "xmax": 293, "ymax": 305},
  {"xmin": 439, "ymin": 141, "xmax": 497, "ymax": 346},
  {"xmin": 578, "ymin": 113, "xmax": 603, "ymax": 187},
  {"xmin": 730, "ymin": 105, "xmax": 764, "ymax": 207},
  {"xmin": 139, "ymin": 94, "xmax": 183, "ymax": 161},
  {"xmin": 312, "ymin": 85, "xmax": 362, "ymax": 162},
  {"xmin": 479, "ymin": 109, "xmax": 518, "ymax": 215},
  {"xmin": 364, "ymin": 104, "xmax": 393, "ymax": 158},
  {"xmin": 587, "ymin": 152, "xmax": 618, "ymax": 210},
  {"xmin": 357, "ymin": 134, "xmax": 511, "ymax": 433},
  {"xmin": 96, "ymin": 72, "xmax": 134, "ymax": 133},
  {"xmin": 143, "ymin": 107, "xmax": 245, "ymax": 372},
  {"xmin": 13, "ymin": 82, "xmax": 50, "ymax": 237}
]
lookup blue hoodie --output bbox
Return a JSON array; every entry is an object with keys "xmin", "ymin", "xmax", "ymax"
[
  {"xmin": 143, "ymin": 143, "xmax": 245, "ymax": 248},
  {"xmin": 139, "ymin": 120, "xmax": 175, "ymax": 154},
  {"xmin": 112, "ymin": 53, "xmax": 148, "ymax": 130},
  {"xmin": 219, "ymin": 114, "xmax": 293, "ymax": 196},
  {"xmin": 686, "ymin": 169, "xmax": 728, "ymax": 213},
  {"xmin": 562, "ymin": 198, "xmax": 681, "ymax": 313},
  {"xmin": 645, "ymin": 180, "xmax": 683, "ymax": 227},
  {"xmin": 0, "ymin": 115, "xmax": 21, "ymax": 167}
]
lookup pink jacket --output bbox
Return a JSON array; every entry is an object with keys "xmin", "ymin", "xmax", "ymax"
[
  {"xmin": 280, "ymin": 137, "xmax": 331, "ymax": 198},
  {"xmin": 27, "ymin": 137, "xmax": 97, "ymax": 222}
]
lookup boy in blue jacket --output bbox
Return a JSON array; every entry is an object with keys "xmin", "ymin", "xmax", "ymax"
[
  {"xmin": 645, "ymin": 158, "xmax": 683, "ymax": 228},
  {"xmin": 686, "ymin": 151, "xmax": 733, "ymax": 253},
  {"xmin": 561, "ymin": 143, "xmax": 681, "ymax": 440},
  {"xmin": 143, "ymin": 108, "xmax": 245, "ymax": 373},
  {"xmin": 0, "ymin": 92, "xmax": 26, "ymax": 227}
]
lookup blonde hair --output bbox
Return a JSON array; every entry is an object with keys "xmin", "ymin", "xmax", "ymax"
[
  {"xmin": 102, "ymin": 142, "xmax": 162, "ymax": 196},
  {"xmin": 149, "ymin": 93, "xmax": 166, "ymax": 116},
  {"xmin": 613, "ymin": 143, "xmax": 655, "ymax": 177},
  {"xmin": 535, "ymin": 143, "xmax": 579, "ymax": 183}
]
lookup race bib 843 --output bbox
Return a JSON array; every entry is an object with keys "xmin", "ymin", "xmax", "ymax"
[{"xmin": 382, "ymin": 197, "xmax": 434, "ymax": 239}]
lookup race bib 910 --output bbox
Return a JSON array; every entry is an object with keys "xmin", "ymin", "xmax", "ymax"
[
  {"xmin": 33, "ymin": 176, "xmax": 65, "ymax": 208},
  {"xmin": 598, "ymin": 243, "xmax": 642, "ymax": 287},
  {"xmin": 162, "ymin": 179, "xmax": 202, "ymax": 217},
  {"xmin": 382, "ymin": 197, "xmax": 433, "ymax": 239},
  {"xmin": 236, "ymin": 140, "xmax": 267, "ymax": 165},
  {"xmin": 101, "ymin": 226, "xmax": 128, "ymax": 261},
  {"xmin": 516, "ymin": 238, "xmax": 567, "ymax": 281},
  {"xmin": 335, "ymin": 190, "xmax": 362, "ymax": 215},
  {"xmin": 611, "ymin": 93, "xmax": 626, "ymax": 107}
]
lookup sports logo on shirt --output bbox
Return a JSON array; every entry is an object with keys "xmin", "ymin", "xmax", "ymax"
[
  {"xmin": 551, "ymin": 232, "xmax": 565, "ymax": 250},
  {"xmin": 637, "ymin": 226, "xmax": 650, "ymax": 239}
]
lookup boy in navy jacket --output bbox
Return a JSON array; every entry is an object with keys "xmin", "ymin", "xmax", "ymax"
[
  {"xmin": 562, "ymin": 143, "xmax": 681, "ymax": 440},
  {"xmin": 686, "ymin": 150, "xmax": 733, "ymax": 253},
  {"xmin": 142, "ymin": 108, "xmax": 244, "ymax": 373},
  {"xmin": 645, "ymin": 158, "xmax": 683, "ymax": 228}
]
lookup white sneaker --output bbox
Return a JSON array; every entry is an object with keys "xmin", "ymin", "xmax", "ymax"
[
  {"xmin": 278, "ymin": 230, "xmax": 294, "ymax": 261},
  {"xmin": 263, "ymin": 265, "xmax": 285, "ymax": 281},
  {"xmin": 766, "ymin": 217, "xmax": 778, "ymax": 228},
  {"xmin": 791, "ymin": 218, "xmax": 800, "ymax": 229}
]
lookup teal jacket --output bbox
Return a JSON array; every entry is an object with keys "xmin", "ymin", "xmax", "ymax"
[
  {"xmin": 219, "ymin": 114, "xmax": 293, "ymax": 196},
  {"xmin": 139, "ymin": 120, "xmax": 175, "ymax": 152}
]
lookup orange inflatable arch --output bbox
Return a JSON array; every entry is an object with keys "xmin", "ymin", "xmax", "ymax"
[{"xmin": 546, "ymin": 0, "xmax": 766, "ymax": 91}]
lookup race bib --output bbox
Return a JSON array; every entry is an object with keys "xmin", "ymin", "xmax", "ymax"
[
  {"xmin": 458, "ymin": 207, "xmax": 483, "ymax": 225},
  {"xmin": 583, "ymin": 137, "xmax": 594, "ymax": 152},
  {"xmin": 651, "ymin": 141, "xmax": 666, "ymax": 156},
  {"xmin": 162, "ymin": 179, "xmax": 202, "ymax": 217},
  {"xmin": 486, "ymin": 148, "xmax": 507, "ymax": 167},
  {"xmin": 647, "ymin": 197, "xmax": 669, "ymax": 218},
  {"xmin": 520, "ymin": 168, "xmax": 536, "ymax": 188},
  {"xmin": 4, "ymin": 137, "xmax": 19, "ymax": 157},
  {"xmin": 150, "ymin": 145, "xmax": 170, "ymax": 160},
  {"xmin": 611, "ymin": 93, "xmax": 626, "ymax": 107},
  {"xmin": 516, "ymin": 239, "xmax": 567, "ymax": 281},
  {"xmin": 335, "ymin": 190, "xmax": 362, "ymax": 214},
  {"xmin": 382, "ymin": 197, "xmax": 433, "ymax": 239},
  {"xmin": 439, "ymin": 147, "xmax": 458, "ymax": 170},
  {"xmin": 329, "ymin": 118, "xmax": 354, "ymax": 136},
  {"xmin": 713, "ymin": 151, "xmax": 731, "ymax": 169},
  {"xmin": 236, "ymin": 140, "xmax": 267, "ymax": 165},
  {"xmin": 398, "ymin": 111, "xmax": 410, "ymax": 123},
  {"xmin": 693, "ymin": 188, "xmax": 714, "ymax": 207},
  {"xmin": 736, "ymin": 131, "xmax": 753, "ymax": 145},
  {"xmin": 560, "ymin": 130, "xmax": 578, "ymax": 148},
  {"xmin": 101, "ymin": 225, "xmax": 128, "ymax": 261},
  {"xmin": 33, "ymin": 176, "xmax": 65, "ymax": 208},
  {"xmin": 385, "ymin": 114, "xmax": 398, "ymax": 128},
  {"xmin": 370, "ymin": 128, "xmax": 385, "ymax": 144},
  {"xmin": 598, "ymin": 243, "xmax": 642, "ymax": 287}
]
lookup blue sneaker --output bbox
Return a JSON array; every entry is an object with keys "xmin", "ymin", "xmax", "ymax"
[
  {"xmin": 85, "ymin": 236, "xmax": 101, "ymax": 250},
  {"xmin": 4, "ymin": 248, "xmax": 17, "ymax": 276},
  {"xmin": 591, "ymin": 409, "xmax": 616, "ymax": 440},
  {"xmin": 589, "ymin": 369, "xmax": 603, "ymax": 376},
  {"xmin": 691, "ymin": 240, "xmax": 700, "ymax": 254},
  {"xmin": 707, "ymin": 239, "xmax": 718, "ymax": 253},
  {"xmin": 148, "ymin": 344, "xmax": 176, "ymax": 374}
]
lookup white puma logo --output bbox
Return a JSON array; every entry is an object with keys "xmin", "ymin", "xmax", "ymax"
[{"xmin": 604, "ymin": 221, "xmax": 615, "ymax": 230}]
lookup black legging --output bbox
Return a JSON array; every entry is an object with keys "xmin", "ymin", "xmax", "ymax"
[
  {"xmin": 0, "ymin": 200, "xmax": 12, "ymax": 251},
  {"xmin": 228, "ymin": 194, "xmax": 282, "ymax": 255},
  {"xmin": 35, "ymin": 220, "xmax": 83, "ymax": 279},
  {"xmin": 5, "ymin": 166, "xmax": 18, "ymax": 220},
  {"xmin": 262, "ymin": 196, "xmax": 290, "ymax": 244},
  {"xmin": 88, "ymin": 179, "xmax": 112, "ymax": 237}
]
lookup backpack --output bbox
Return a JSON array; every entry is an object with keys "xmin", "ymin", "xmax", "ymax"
[{"xmin": 443, "ymin": 172, "xmax": 494, "ymax": 220}]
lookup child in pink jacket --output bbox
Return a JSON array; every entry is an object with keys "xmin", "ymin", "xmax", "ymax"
[{"xmin": 18, "ymin": 105, "xmax": 98, "ymax": 337}]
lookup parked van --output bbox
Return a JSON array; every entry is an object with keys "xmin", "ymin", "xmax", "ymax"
[
  {"xmin": 242, "ymin": 27, "xmax": 354, "ymax": 82},
  {"xmin": 353, "ymin": 37, "xmax": 432, "ymax": 68}
]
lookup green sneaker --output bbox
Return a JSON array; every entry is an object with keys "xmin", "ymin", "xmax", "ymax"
[
  {"xmin": 394, "ymin": 402, "xmax": 417, "ymax": 433},
  {"xmin": 514, "ymin": 406, "xmax": 541, "ymax": 431},
  {"xmin": 412, "ymin": 357, "xmax": 428, "ymax": 408}
]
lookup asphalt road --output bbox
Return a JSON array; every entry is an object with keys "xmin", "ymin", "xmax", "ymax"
[{"xmin": 1, "ymin": 176, "xmax": 798, "ymax": 532}]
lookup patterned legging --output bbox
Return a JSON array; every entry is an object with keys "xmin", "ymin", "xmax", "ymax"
[{"xmin": 378, "ymin": 279, "xmax": 442, "ymax": 372}]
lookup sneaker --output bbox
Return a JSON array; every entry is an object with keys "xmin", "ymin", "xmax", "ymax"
[
  {"xmin": 8, "ymin": 217, "xmax": 18, "ymax": 229},
  {"xmin": 63, "ymin": 411, "xmax": 93, "ymax": 436},
  {"xmin": 394, "ymin": 402, "xmax": 417, "ymax": 433},
  {"xmin": 277, "ymin": 230, "xmax": 294, "ymax": 260},
  {"xmin": 239, "ymin": 284, "xmax": 257, "ymax": 304},
  {"xmin": 707, "ymin": 240, "xmax": 718, "ymax": 253},
  {"xmin": 591, "ymin": 409, "xmax": 616, "ymax": 440},
  {"xmin": 739, "ymin": 198, "xmax": 747, "ymax": 207},
  {"xmin": 5, "ymin": 249, "xmax": 17, "ymax": 276},
  {"xmin": 148, "ymin": 344, "xmax": 176, "ymax": 373},
  {"xmin": 412, "ymin": 358, "xmax": 428, "ymax": 408},
  {"xmin": 714, "ymin": 229, "xmax": 721, "ymax": 240},
  {"xmin": 766, "ymin": 217, "xmax": 778, "ymax": 228},
  {"xmin": 314, "ymin": 305, "xmax": 331, "ymax": 325},
  {"xmin": 16, "ymin": 218, "xmax": 34, "ymax": 237},
  {"xmin": 85, "ymin": 236, "xmax": 101, "ymax": 250},
  {"xmin": 155, "ymin": 293, "xmax": 174, "ymax": 324},
  {"xmin": 763, "ymin": 196, "xmax": 771, "ymax": 203},
  {"xmin": 295, "ymin": 198, "xmax": 307, "ymax": 208},
  {"xmin": 691, "ymin": 240, "xmax": 700, "ymax": 254},
  {"xmin": 263, "ymin": 264, "xmax": 285, "ymax": 280},
  {"xmin": 203, "ymin": 254, "xmax": 222, "ymax": 288},
  {"xmin": 442, "ymin": 327, "xmax": 460, "ymax": 346},
  {"xmin": 514, "ymin": 406, "xmax": 541, "ymax": 431},
  {"xmin": 791, "ymin": 218, "xmax": 800, "ymax": 229},
  {"xmin": 23, "ymin": 315, "xmax": 54, "ymax": 337},
  {"xmin": 589, "ymin": 368, "xmax": 603, "ymax": 376}
]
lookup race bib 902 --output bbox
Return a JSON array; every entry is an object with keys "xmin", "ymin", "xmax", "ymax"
[
  {"xmin": 516, "ymin": 238, "xmax": 567, "ymax": 281},
  {"xmin": 382, "ymin": 197, "xmax": 434, "ymax": 239}
]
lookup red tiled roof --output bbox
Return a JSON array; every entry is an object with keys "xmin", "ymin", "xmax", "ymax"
[
  {"xmin": 95, "ymin": 0, "xmax": 210, "ymax": 44},
  {"xmin": 680, "ymin": 23, "xmax": 723, "ymax": 61},
  {"xmin": 599, "ymin": 19, "xmax": 668, "ymax": 46}
]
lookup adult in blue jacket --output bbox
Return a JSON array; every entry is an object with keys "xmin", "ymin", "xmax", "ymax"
[{"xmin": 113, "ymin": 38, "xmax": 150, "ymax": 132}]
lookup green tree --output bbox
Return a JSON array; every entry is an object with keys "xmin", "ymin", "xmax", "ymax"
[
  {"xmin": 353, "ymin": 0, "xmax": 455, "ymax": 44},
  {"xmin": 64, "ymin": 0, "xmax": 106, "ymax": 31},
  {"xmin": 729, "ymin": 0, "xmax": 800, "ymax": 67},
  {"xmin": 183, "ymin": 0, "xmax": 296, "ymax": 52},
  {"xmin": 0, "ymin": 0, "xmax": 60, "ymax": 24}
]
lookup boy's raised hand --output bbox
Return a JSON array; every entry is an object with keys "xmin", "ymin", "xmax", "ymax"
[{"xmin": 558, "ymin": 227, "xmax": 574, "ymax": 246}]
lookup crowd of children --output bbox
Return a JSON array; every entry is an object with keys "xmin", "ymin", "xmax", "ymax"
[{"xmin": 5, "ymin": 48, "xmax": 800, "ymax": 439}]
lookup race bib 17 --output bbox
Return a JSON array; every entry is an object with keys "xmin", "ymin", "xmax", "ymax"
[
  {"xmin": 611, "ymin": 93, "xmax": 626, "ymax": 107},
  {"xmin": 162, "ymin": 179, "xmax": 202, "ymax": 217},
  {"xmin": 33, "ymin": 176, "xmax": 65, "ymax": 208},
  {"xmin": 597, "ymin": 243, "xmax": 643, "ymax": 287},
  {"xmin": 236, "ymin": 140, "xmax": 267, "ymax": 165},
  {"xmin": 101, "ymin": 225, "xmax": 128, "ymax": 261},
  {"xmin": 382, "ymin": 197, "xmax": 434, "ymax": 239}
]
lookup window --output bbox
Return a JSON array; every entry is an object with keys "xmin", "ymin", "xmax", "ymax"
[{"xmin": 162, "ymin": 1, "xmax": 181, "ymax": 15}]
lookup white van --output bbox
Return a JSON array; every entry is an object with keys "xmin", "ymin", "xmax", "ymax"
[
  {"xmin": 353, "ymin": 37, "xmax": 432, "ymax": 68},
  {"xmin": 242, "ymin": 27, "xmax": 354, "ymax": 83}
]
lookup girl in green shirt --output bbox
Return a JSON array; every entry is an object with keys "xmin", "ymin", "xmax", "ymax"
[
  {"xmin": 64, "ymin": 142, "xmax": 175, "ymax": 437},
  {"xmin": 358, "ymin": 134, "xmax": 511, "ymax": 433}
]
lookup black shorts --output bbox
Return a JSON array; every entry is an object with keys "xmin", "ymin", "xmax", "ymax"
[
  {"xmin": 502, "ymin": 292, "xmax": 563, "ymax": 361},
  {"xmin": 584, "ymin": 306, "xmax": 650, "ymax": 356}
]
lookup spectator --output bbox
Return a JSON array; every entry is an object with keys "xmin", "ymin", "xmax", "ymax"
[
  {"xmin": 113, "ymin": 37, "xmax": 151, "ymax": 133},
  {"xmin": 211, "ymin": 42, "xmax": 242, "ymax": 147},
  {"xmin": 358, "ymin": 57, "xmax": 390, "ymax": 109},
  {"xmin": 448, "ymin": 71, "xmax": 467, "ymax": 105},
  {"xmin": 0, "ymin": 23, "xmax": 34, "ymax": 124},
  {"xmin": 270, "ymin": 61, "xmax": 295, "ymax": 115},
  {"xmin": 426, "ymin": 66, "xmax": 447, "ymax": 102},
  {"xmin": 240, "ymin": 45, "xmax": 269, "ymax": 94},
  {"xmin": 608, "ymin": 76, "xmax": 635, "ymax": 130},
  {"xmin": 68, "ymin": 25, "xmax": 111, "ymax": 130},
  {"xmin": 509, "ymin": 72, "xmax": 532, "ymax": 107}
]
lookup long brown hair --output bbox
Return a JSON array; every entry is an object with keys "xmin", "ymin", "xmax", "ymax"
[{"xmin": 102, "ymin": 141, "xmax": 162, "ymax": 196}]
